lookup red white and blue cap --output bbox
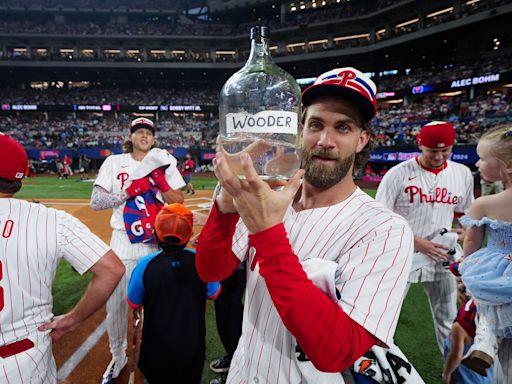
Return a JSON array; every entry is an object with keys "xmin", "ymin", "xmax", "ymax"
[
  {"xmin": 417, "ymin": 121, "xmax": 455, "ymax": 148},
  {"xmin": 131, "ymin": 117, "xmax": 155, "ymax": 134},
  {"xmin": 302, "ymin": 67, "xmax": 377, "ymax": 121},
  {"xmin": 0, "ymin": 132, "xmax": 28, "ymax": 181}
]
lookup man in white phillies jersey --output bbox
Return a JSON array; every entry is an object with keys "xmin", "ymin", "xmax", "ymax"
[
  {"xmin": 0, "ymin": 133, "xmax": 125, "ymax": 383},
  {"xmin": 196, "ymin": 67, "xmax": 416, "ymax": 384},
  {"xmin": 90, "ymin": 117, "xmax": 185, "ymax": 384},
  {"xmin": 376, "ymin": 121, "xmax": 474, "ymax": 354}
]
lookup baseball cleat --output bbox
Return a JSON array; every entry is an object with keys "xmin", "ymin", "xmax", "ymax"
[
  {"xmin": 101, "ymin": 355, "xmax": 128, "ymax": 384},
  {"xmin": 209, "ymin": 355, "xmax": 231, "ymax": 373},
  {"xmin": 210, "ymin": 375, "xmax": 228, "ymax": 384}
]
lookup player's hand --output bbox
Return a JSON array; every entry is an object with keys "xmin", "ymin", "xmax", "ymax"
[
  {"xmin": 190, "ymin": 232, "xmax": 201, "ymax": 246},
  {"xmin": 150, "ymin": 167, "xmax": 171, "ymax": 193},
  {"xmin": 215, "ymin": 184, "xmax": 237, "ymax": 214},
  {"xmin": 414, "ymin": 237, "xmax": 450, "ymax": 262},
  {"xmin": 442, "ymin": 370, "xmax": 452, "ymax": 384},
  {"xmin": 213, "ymin": 151, "xmax": 304, "ymax": 234},
  {"xmin": 455, "ymin": 275, "xmax": 471, "ymax": 303},
  {"xmin": 38, "ymin": 314, "xmax": 79, "ymax": 342},
  {"xmin": 193, "ymin": 212, "xmax": 208, "ymax": 226},
  {"xmin": 125, "ymin": 176, "xmax": 151, "ymax": 198}
]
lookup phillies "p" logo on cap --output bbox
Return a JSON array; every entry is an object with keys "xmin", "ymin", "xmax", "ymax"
[
  {"xmin": 131, "ymin": 117, "xmax": 155, "ymax": 134},
  {"xmin": 302, "ymin": 67, "xmax": 377, "ymax": 121}
]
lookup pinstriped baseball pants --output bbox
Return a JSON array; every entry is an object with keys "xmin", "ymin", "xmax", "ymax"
[
  {"xmin": 406, "ymin": 277, "xmax": 457, "ymax": 354},
  {"xmin": 107, "ymin": 230, "xmax": 159, "ymax": 360},
  {"xmin": 495, "ymin": 338, "xmax": 512, "ymax": 384}
]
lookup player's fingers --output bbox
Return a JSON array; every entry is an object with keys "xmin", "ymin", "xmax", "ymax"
[
  {"xmin": 50, "ymin": 332, "xmax": 59, "ymax": 342},
  {"xmin": 282, "ymin": 169, "xmax": 304, "ymax": 199},
  {"xmin": 37, "ymin": 321, "xmax": 55, "ymax": 332},
  {"xmin": 213, "ymin": 153, "xmax": 241, "ymax": 195},
  {"xmin": 433, "ymin": 242, "xmax": 450, "ymax": 250},
  {"xmin": 240, "ymin": 153, "xmax": 264, "ymax": 191}
]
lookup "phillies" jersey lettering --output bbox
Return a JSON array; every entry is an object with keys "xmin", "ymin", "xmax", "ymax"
[{"xmin": 404, "ymin": 186, "xmax": 461, "ymax": 205}]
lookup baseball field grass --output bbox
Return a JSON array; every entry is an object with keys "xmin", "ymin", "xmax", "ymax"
[{"xmin": 27, "ymin": 175, "xmax": 443, "ymax": 383}]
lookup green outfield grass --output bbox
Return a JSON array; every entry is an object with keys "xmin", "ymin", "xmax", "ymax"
[
  {"xmin": 40, "ymin": 176, "xmax": 443, "ymax": 384},
  {"xmin": 16, "ymin": 174, "xmax": 219, "ymax": 199}
]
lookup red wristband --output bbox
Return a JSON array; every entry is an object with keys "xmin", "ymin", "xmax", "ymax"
[{"xmin": 156, "ymin": 180, "xmax": 171, "ymax": 193}]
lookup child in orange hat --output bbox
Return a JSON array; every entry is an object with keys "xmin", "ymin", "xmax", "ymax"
[{"xmin": 127, "ymin": 203, "xmax": 220, "ymax": 383}]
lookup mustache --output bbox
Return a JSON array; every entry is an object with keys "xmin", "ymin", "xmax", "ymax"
[{"xmin": 308, "ymin": 149, "xmax": 339, "ymax": 160}]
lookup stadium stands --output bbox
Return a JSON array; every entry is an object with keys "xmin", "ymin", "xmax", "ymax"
[{"xmin": 0, "ymin": 0, "xmax": 510, "ymax": 173}]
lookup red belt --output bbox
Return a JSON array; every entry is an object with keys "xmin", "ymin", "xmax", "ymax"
[{"xmin": 0, "ymin": 338, "xmax": 34, "ymax": 358}]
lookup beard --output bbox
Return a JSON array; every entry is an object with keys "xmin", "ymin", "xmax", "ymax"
[{"xmin": 301, "ymin": 147, "xmax": 355, "ymax": 189}]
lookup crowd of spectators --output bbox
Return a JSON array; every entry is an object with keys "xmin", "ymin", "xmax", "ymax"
[
  {"xmin": 0, "ymin": 91, "xmax": 509, "ymax": 151},
  {"xmin": 0, "ymin": 86, "xmax": 219, "ymax": 106},
  {"xmin": 0, "ymin": 0, "xmax": 501, "ymax": 40},
  {"xmin": 0, "ymin": 113, "xmax": 218, "ymax": 150},
  {"xmin": 378, "ymin": 56, "xmax": 511, "ymax": 91},
  {"xmin": 0, "ymin": 20, "xmax": 177, "ymax": 36},
  {"xmin": 371, "ymin": 93, "xmax": 510, "ymax": 147},
  {"xmin": 0, "ymin": 0, "xmax": 183, "ymax": 9},
  {"xmin": 1, "ymin": 52, "xmax": 509, "ymax": 107}
]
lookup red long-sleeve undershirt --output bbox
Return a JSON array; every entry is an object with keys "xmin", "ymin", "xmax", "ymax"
[{"xmin": 196, "ymin": 204, "xmax": 378, "ymax": 372}]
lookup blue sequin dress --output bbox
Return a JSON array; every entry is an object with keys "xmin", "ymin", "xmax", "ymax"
[{"xmin": 459, "ymin": 214, "xmax": 512, "ymax": 338}]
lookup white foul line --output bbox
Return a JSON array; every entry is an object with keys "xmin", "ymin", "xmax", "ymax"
[{"xmin": 57, "ymin": 319, "xmax": 107, "ymax": 380}]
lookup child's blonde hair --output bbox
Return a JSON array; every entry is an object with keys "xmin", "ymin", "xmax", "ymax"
[{"xmin": 480, "ymin": 124, "xmax": 512, "ymax": 184}]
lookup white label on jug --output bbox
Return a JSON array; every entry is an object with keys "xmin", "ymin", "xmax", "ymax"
[{"xmin": 226, "ymin": 111, "xmax": 298, "ymax": 135}]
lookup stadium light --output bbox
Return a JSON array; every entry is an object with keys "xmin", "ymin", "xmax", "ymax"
[
  {"xmin": 426, "ymin": 7, "xmax": 453, "ymax": 18},
  {"xmin": 309, "ymin": 39, "xmax": 328, "ymax": 45},
  {"xmin": 439, "ymin": 91, "xmax": 463, "ymax": 96},
  {"xmin": 395, "ymin": 18, "xmax": 419, "ymax": 29},
  {"xmin": 333, "ymin": 33, "xmax": 370, "ymax": 41}
]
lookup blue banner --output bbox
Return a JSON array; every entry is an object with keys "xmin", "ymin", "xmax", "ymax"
[{"xmin": 370, "ymin": 146, "xmax": 478, "ymax": 164}]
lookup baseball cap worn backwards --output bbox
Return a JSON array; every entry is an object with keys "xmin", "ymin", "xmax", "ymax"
[
  {"xmin": 0, "ymin": 133, "xmax": 28, "ymax": 181},
  {"xmin": 302, "ymin": 67, "xmax": 378, "ymax": 121},
  {"xmin": 417, "ymin": 121, "xmax": 455, "ymax": 148},
  {"xmin": 131, "ymin": 117, "xmax": 155, "ymax": 134},
  {"xmin": 155, "ymin": 203, "xmax": 193, "ymax": 245}
]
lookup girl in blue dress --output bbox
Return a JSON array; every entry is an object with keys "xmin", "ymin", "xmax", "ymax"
[{"xmin": 458, "ymin": 125, "xmax": 512, "ymax": 382}]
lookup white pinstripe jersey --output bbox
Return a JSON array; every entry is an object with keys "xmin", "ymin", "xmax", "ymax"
[
  {"xmin": 229, "ymin": 188, "xmax": 414, "ymax": 384},
  {"xmin": 375, "ymin": 158, "xmax": 474, "ymax": 282},
  {"xmin": 94, "ymin": 153, "xmax": 185, "ymax": 231},
  {"xmin": 0, "ymin": 198, "xmax": 109, "ymax": 382}
]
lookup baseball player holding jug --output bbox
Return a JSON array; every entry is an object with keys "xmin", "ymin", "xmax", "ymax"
[
  {"xmin": 0, "ymin": 133, "xmax": 125, "ymax": 383},
  {"xmin": 196, "ymin": 67, "xmax": 416, "ymax": 383},
  {"xmin": 90, "ymin": 117, "xmax": 185, "ymax": 383},
  {"xmin": 376, "ymin": 121, "xmax": 474, "ymax": 354}
]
